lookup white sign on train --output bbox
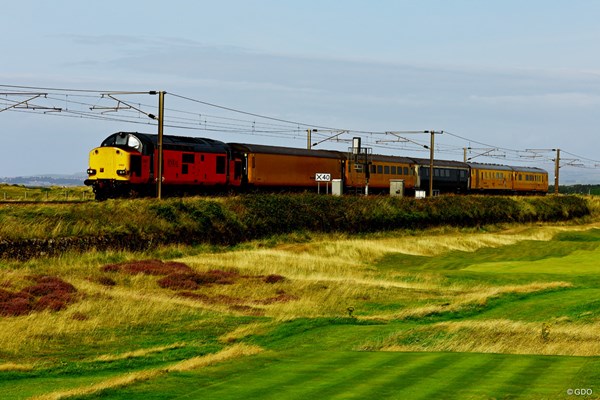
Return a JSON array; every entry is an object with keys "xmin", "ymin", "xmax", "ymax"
[{"xmin": 315, "ymin": 173, "xmax": 332, "ymax": 182}]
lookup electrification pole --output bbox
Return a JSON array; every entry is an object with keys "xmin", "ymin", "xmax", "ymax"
[
  {"xmin": 553, "ymin": 148, "xmax": 560, "ymax": 195},
  {"xmin": 429, "ymin": 131, "xmax": 435, "ymax": 197},
  {"xmin": 157, "ymin": 91, "xmax": 166, "ymax": 199}
]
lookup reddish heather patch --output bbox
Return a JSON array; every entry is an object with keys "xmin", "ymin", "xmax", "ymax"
[
  {"xmin": 101, "ymin": 259, "xmax": 193, "ymax": 276},
  {"xmin": 96, "ymin": 276, "xmax": 117, "ymax": 287},
  {"xmin": 177, "ymin": 291, "xmax": 244, "ymax": 305},
  {"xmin": 0, "ymin": 276, "xmax": 78, "ymax": 317},
  {"xmin": 0, "ymin": 295, "xmax": 32, "ymax": 317},
  {"xmin": 264, "ymin": 274, "xmax": 286, "ymax": 284},
  {"xmin": 158, "ymin": 273, "xmax": 201, "ymax": 290},
  {"xmin": 22, "ymin": 276, "xmax": 77, "ymax": 297},
  {"xmin": 71, "ymin": 312, "xmax": 89, "ymax": 321},
  {"xmin": 158, "ymin": 269, "xmax": 239, "ymax": 290},
  {"xmin": 253, "ymin": 291, "xmax": 299, "ymax": 305}
]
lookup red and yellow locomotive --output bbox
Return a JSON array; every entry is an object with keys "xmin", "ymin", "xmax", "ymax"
[{"xmin": 85, "ymin": 132, "xmax": 240, "ymax": 199}]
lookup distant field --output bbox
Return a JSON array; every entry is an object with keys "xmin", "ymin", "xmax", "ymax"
[{"xmin": 0, "ymin": 184, "xmax": 92, "ymax": 202}]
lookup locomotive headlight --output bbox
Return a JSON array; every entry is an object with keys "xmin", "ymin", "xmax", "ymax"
[
  {"xmin": 87, "ymin": 168, "xmax": 97, "ymax": 175},
  {"xmin": 116, "ymin": 169, "xmax": 129, "ymax": 176}
]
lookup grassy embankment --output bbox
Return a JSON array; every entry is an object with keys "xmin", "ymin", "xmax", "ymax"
[
  {"xmin": 0, "ymin": 184, "xmax": 92, "ymax": 202},
  {"xmin": 0, "ymin": 195, "xmax": 598, "ymax": 399},
  {"xmin": 0, "ymin": 194, "xmax": 590, "ymax": 259}
]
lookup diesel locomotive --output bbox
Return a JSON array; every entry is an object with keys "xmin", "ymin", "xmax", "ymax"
[{"xmin": 84, "ymin": 131, "xmax": 548, "ymax": 199}]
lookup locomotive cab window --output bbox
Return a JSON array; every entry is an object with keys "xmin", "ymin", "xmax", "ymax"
[{"xmin": 127, "ymin": 135, "xmax": 142, "ymax": 152}]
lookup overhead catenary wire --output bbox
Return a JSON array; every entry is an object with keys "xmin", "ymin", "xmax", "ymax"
[{"xmin": 2, "ymin": 83, "xmax": 600, "ymax": 171}]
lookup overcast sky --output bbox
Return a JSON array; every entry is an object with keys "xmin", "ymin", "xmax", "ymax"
[{"xmin": 2, "ymin": 0, "xmax": 600, "ymax": 183}]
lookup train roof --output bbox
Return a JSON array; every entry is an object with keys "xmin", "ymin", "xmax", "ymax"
[
  {"xmin": 228, "ymin": 143, "xmax": 343, "ymax": 159},
  {"xmin": 370, "ymin": 154, "xmax": 414, "ymax": 164},
  {"xmin": 411, "ymin": 158, "xmax": 469, "ymax": 169},
  {"xmin": 102, "ymin": 132, "xmax": 229, "ymax": 153},
  {"xmin": 467, "ymin": 162, "xmax": 513, "ymax": 171},
  {"xmin": 511, "ymin": 166, "xmax": 548, "ymax": 174}
]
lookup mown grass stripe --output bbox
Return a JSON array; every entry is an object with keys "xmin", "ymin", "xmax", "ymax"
[
  {"xmin": 423, "ymin": 354, "xmax": 508, "ymax": 400},
  {"xmin": 269, "ymin": 352, "xmax": 440, "ymax": 400},
  {"xmin": 318, "ymin": 352, "xmax": 478, "ymax": 400},
  {"xmin": 325, "ymin": 353, "xmax": 437, "ymax": 400},
  {"xmin": 479, "ymin": 356, "xmax": 543, "ymax": 399},
  {"xmin": 291, "ymin": 352, "xmax": 447, "ymax": 400},
  {"xmin": 211, "ymin": 351, "xmax": 368, "ymax": 400},
  {"xmin": 517, "ymin": 357, "xmax": 591, "ymax": 399},
  {"xmin": 367, "ymin": 352, "xmax": 483, "ymax": 400}
]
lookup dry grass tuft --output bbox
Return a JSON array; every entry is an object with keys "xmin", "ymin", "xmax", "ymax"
[
  {"xmin": 365, "ymin": 281, "xmax": 572, "ymax": 321},
  {"xmin": 92, "ymin": 343, "xmax": 186, "ymax": 362},
  {"xmin": 166, "ymin": 343, "xmax": 263, "ymax": 372},
  {"xmin": 218, "ymin": 322, "xmax": 274, "ymax": 343},
  {"xmin": 377, "ymin": 319, "xmax": 600, "ymax": 356},
  {"xmin": 0, "ymin": 362, "xmax": 35, "ymax": 372}
]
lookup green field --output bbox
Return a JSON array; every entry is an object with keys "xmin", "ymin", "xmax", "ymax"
[{"xmin": 1, "ymin": 216, "xmax": 600, "ymax": 399}]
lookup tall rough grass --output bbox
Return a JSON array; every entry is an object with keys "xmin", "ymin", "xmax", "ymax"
[
  {"xmin": 0, "ymin": 194, "xmax": 591, "ymax": 260},
  {"xmin": 375, "ymin": 319, "xmax": 600, "ymax": 356}
]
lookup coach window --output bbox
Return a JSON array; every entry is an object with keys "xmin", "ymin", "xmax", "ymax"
[
  {"xmin": 377, "ymin": 165, "xmax": 383, "ymax": 174},
  {"xmin": 391, "ymin": 166, "xmax": 396, "ymax": 175},
  {"xmin": 371, "ymin": 164, "xmax": 377, "ymax": 174},
  {"xmin": 384, "ymin": 166, "xmax": 390, "ymax": 174}
]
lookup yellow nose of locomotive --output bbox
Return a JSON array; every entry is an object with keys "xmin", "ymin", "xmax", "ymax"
[{"xmin": 86, "ymin": 147, "xmax": 131, "ymax": 181}]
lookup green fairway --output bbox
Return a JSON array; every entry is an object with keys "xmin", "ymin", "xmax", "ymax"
[
  {"xmin": 464, "ymin": 245, "xmax": 600, "ymax": 274},
  {"xmin": 97, "ymin": 342, "xmax": 599, "ymax": 400}
]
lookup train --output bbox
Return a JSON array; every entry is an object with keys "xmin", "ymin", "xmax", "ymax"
[{"xmin": 84, "ymin": 131, "xmax": 549, "ymax": 200}]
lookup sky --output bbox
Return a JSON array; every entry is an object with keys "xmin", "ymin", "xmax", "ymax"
[{"xmin": 2, "ymin": 0, "xmax": 600, "ymax": 183}]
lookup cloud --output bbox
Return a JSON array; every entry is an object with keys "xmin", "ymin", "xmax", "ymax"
[{"xmin": 469, "ymin": 92, "xmax": 600, "ymax": 108}]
